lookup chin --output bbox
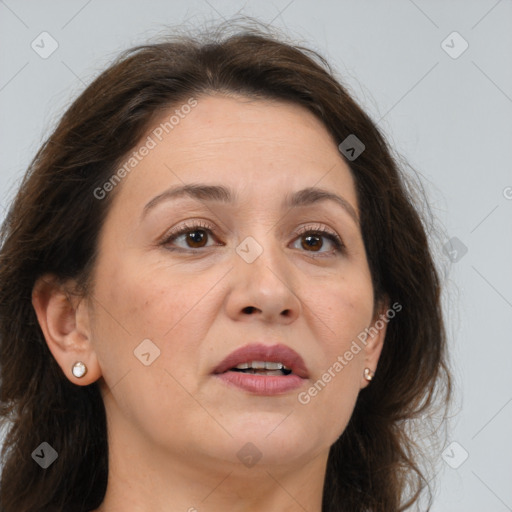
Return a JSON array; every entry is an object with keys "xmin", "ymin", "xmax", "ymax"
[{"xmin": 220, "ymin": 412, "xmax": 326, "ymax": 464}]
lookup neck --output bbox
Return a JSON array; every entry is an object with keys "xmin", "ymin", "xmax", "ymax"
[{"xmin": 93, "ymin": 407, "xmax": 328, "ymax": 512}]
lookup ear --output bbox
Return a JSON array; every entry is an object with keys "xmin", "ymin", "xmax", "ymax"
[
  {"xmin": 32, "ymin": 274, "xmax": 102, "ymax": 386},
  {"xmin": 360, "ymin": 295, "xmax": 391, "ymax": 389}
]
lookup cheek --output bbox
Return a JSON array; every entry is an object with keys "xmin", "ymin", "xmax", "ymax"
[
  {"xmin": 89, "ymin": 255, "xmax": 221, "ymax": 384},
  {"xmin": 90, "ymin": 258, "xmax": 221, "ymax": 447},
  {"xmin": 297, "ymin": 270, "xmax": 373, "ymax": 417},
  {"xmin": 307, "ymin": 268, "xmax": 375, "ymax": 348}
]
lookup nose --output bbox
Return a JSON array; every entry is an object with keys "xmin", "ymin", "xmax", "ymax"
[{"xmin": 224, "ymin": 235, "xmax": 302, "ymax": 325}]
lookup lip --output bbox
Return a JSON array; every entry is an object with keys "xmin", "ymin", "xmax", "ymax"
[{"xmin": 212, "ymin": 343, "xmax": 309, "ymax": 396}]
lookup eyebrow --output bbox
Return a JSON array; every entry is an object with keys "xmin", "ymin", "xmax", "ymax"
[{"xmin": 141, "ymin": 183, "xmax": 360, "ymax": 226}]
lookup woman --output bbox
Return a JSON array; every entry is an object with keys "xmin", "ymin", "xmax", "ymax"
[{"xmin": 0, "ymin": 21, "xmax": 451, "ymax": 512}]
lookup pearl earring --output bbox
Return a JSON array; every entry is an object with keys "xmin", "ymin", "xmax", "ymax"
[
  {"xmin": 363, "ymin": 367, "xmax": 375, "ymax": 382},
  {"xmin": 72, "ymin": 361, "xmax": 87, "ymax": 378}
]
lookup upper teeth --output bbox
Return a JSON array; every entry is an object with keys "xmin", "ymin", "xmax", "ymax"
[{"xmin": 234, "ymin": 361, "xmax": 291, "ymax": 370}]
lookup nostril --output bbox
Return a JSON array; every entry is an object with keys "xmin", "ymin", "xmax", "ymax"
[{"xmin": 243, "ymin": 306, "xmax": 257, "ymax": 314}]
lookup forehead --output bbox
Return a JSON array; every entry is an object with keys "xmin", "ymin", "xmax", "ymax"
[{"xmin": 111, "ymin": 94, "xmax": 358, "ymax": 214}]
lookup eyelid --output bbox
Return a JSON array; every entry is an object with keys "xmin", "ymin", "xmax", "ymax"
[
  {"xmin": 292, "ymin": 223, "xmax": 345, "ymax": 255},
  {"xmin": 293, "ymin": 223, "xmax": 341, "ymax": 241},
  {"xmin": 160, "ymin": 219, "xmax": 218, "ymax": 244},
  {"xmin": 160, "ymin": 220, "xmax": 345, "ymax": 255}
]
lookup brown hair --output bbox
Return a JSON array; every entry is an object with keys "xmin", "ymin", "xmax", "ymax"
[{"xmin": 0, "ymin": 19, "xmax": 451, "ymax": 512}]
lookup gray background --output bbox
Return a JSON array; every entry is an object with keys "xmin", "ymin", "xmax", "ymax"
[{"xmin": 1, "ymin": 1, "xmax": 511, "ymax": 510}]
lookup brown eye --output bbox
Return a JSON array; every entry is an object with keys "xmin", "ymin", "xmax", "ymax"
[
  {"xmin": 292, "ymin": 226, "xmax": 344, "ymax": 256},
  {"xmin": 182, "ymin": 229, "xmax": 209, "ymax": 248},
  {"xmin": 162, "ymin": 222, "xmax": 344, "ymax": 257},
  {"xmin": 301, "ymin": 233, "xmax": 325, "ymax": 251},
  {"xmin": 162, "ymin": 222, "xmax": 217, "ymax": 250}
]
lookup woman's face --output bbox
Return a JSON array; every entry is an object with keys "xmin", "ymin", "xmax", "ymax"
[{"xmin": 85, "ymin": 94, "xmax": 386, "ymax": 471}]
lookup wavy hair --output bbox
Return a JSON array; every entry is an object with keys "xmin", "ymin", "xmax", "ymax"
[{"xmin": 0, "ymin": 19, "xmax": 451, "ymax": 512}]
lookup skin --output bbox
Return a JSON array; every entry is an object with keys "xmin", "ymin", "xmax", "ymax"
[{"xmin": 32, "ymin": 95, "xmax": 388, "ymax": 512}]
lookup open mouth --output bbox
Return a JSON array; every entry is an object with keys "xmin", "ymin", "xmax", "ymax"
[
  {"xmin": 229, "ymin": 361, "xmax": 293, "ymax": 376},
  {"xmin": 213, "ymin": 344, "xmax": 308, "ymax": 395}
]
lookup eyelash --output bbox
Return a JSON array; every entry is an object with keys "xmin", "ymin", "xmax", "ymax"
[{"xmin": 160, "ymin": 221, "xmax": 345, "ymax": 257}]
